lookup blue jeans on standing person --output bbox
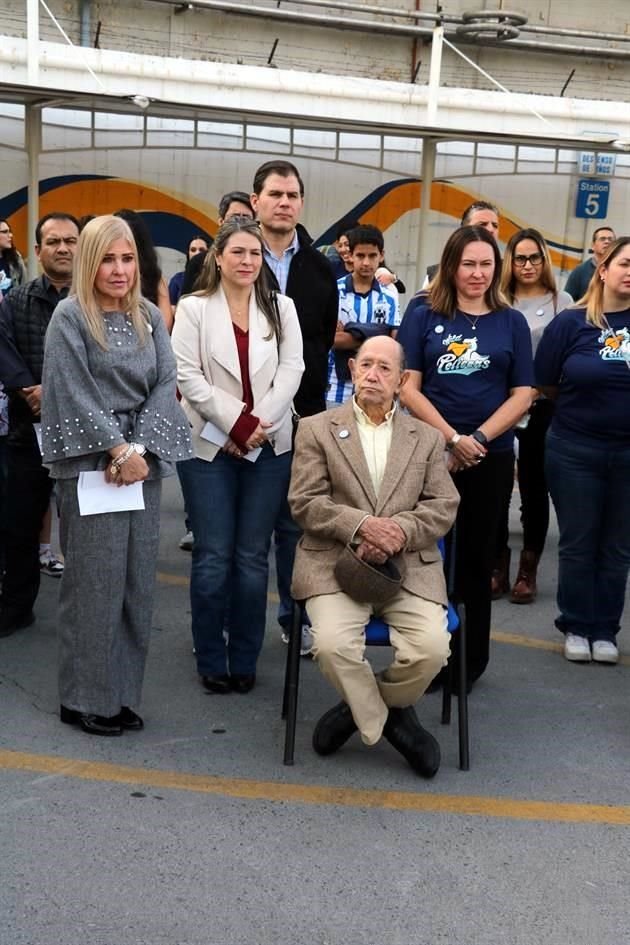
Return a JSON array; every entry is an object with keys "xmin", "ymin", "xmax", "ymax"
[
  {"xmin": 546, "ymin": 430, "xmax": 630, "ymax": 643},
  {"xmin": 178, "ymin": 445, "xmax": 292, "ymax": 676}
]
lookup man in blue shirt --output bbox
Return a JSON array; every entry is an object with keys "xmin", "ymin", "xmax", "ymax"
[
  {"xmin": 564, "ymin": 226, "xmax": 615, "ymax": 301},
  {"xmin": 327, "ymin": 225, "xmax": 400, "ymax": 405}
]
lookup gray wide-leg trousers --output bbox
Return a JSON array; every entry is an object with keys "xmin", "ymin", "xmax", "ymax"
[{"xmin": 56, "ymin": 477, "xmax": 162, "ymax": 717}]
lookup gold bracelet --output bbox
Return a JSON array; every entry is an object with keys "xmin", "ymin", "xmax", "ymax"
[{"xmin": 111, "ymin": 443, "xmax": 134, "ymax": 469}]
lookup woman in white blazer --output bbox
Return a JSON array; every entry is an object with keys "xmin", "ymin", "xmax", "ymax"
[{"xmin": 172, "ymin": 217, "xmax": 304, "ymax": 694}]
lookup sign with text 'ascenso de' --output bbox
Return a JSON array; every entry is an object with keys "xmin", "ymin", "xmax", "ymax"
[{"xmin": 575, "ymin": 179, "xmax": 611, "ymax": 219}]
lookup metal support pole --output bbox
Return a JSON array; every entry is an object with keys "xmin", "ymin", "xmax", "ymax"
[
  {"xmin": 27, "ymin": 0, "xmax": 39, "ymax": 85},
  {"xmin": 415, "ymin": 138, "xmax": 436, "ymax": 290},
  {"xmin": 25, "ymin": 105, "xmax": 42, "ymax": 280},
  {"xmin": 427, "ymin": 24, "xmax": 443, "ymax": 126},
  {"xmin": 80, "ymin": 0, "xmax": 92, "ymax": 46}
]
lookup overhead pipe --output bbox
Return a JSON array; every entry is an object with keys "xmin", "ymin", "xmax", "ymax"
[
  {"xmin": 80, "ymin": 0, "xmax": 92, "ymax": 47},
  {"xmin": 145, "ymin": 0, "xmax": 630, "ymax": 60}
]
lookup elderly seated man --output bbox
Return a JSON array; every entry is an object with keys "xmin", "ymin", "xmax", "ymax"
[{"xmin": 288, "ymin": 336, "xmax": 459, "ymax": 777}]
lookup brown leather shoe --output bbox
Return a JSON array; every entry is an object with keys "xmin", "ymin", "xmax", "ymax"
[
  {"xmin": 491, "ymin": 548, "xmax": 511, "ymax": 600},
  {"xmin": 510, "ymin": 551, "xmax": 539, "ymax": 604}
]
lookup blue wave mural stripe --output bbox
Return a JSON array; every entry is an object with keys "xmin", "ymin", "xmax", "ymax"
[
  {"xmin": 0, "ymin": 176, "xmax": 111, "ymax": 220},
  {"xmin": 315, "ymin": 177, "xmax": 417, "ymax": 246}
]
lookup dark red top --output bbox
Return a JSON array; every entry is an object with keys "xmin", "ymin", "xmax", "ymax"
[{"xmin": 229, "ymin": 323, "xmax": 259, "ymax": 450}]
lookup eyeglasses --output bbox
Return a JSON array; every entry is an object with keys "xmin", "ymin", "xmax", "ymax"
[{"xmin": 513, "ymin": 252, "xmax": 544, "ymax": 268}]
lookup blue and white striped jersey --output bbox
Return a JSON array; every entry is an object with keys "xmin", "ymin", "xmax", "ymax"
[{"xmin": 326, "ymin": 275, "xmax": 400, "ymax": 404}]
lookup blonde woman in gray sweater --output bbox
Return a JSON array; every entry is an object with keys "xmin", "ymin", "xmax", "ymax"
[{"xmin": 41, "ymin": 215, "xmax": 191, "ymax": 736}]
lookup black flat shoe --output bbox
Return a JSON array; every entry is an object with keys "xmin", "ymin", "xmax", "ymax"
[
  {"xmin": 201, "ymin": 674, "xmax": 231, "ymax": 694},
  {"xmin": 383, "ymin": 706, "xmax": 440, "ymax": 778},
  {"xmin": 230, "ymin": 673, "xmax": 256, "ymax": 694},
  {"xmin": 118, "ymin": 706, "xmax": 144, "ymax": 731},
  {"xmin": 60, "ymin": 705, "xmax": 123, "ymax": 737},
  {"xmin": 312, "ymin": 701, "xmax": 358, "ymax": 756}
]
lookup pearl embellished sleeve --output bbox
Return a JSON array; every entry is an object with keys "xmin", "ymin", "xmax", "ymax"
[{"xmin": 41, "ymin": 297, "xmax": 192, "ymax": 478}]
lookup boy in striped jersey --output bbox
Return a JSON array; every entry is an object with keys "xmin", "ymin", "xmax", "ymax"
[{"xmin": 327, "ymin": 225, "xmax": 400, "ymax": 405}]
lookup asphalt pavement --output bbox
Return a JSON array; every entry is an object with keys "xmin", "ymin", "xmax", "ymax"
[{"xmin": 1, "ymin": 475, "xmax": 629, "ymax": 945}]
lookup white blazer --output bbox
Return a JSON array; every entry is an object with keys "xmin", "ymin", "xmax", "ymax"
[{"xmin": 172, "ymin": 286, "xmax": 304, "ymax": 461}]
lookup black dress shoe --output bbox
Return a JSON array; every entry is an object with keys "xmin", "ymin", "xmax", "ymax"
[
  {"xmin": 60, "ymin": 705, "xmax": 123, "ymax": 736},
  {"xmin": 201, "ymin": 674, "xmax": 231, "ymax": 694},
  {"xmin": 230, "ymin": 673, "xmax": 256, "ymax": 694},
  {"xmin": 312, "ymin": 701, "xmax": 358, "ymax": 756},
  {"xmin": 0, "ymin": 609, "xmax": 35, "ymax": 638},
  {"xmin": 118, "ymin": 706, "xmax": 144, "ymax": 730},
  {"xmin": 383, "ymin": 706, "xmax": 440, "ymax": 778}
]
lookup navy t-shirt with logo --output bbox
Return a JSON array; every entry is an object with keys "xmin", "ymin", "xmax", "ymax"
[
  {"xmin": 534, "ymin": 306, "xmax": 630, "ymax": 446},
  {"xmin": 398, "ymin": 300, "xmax": 533, "ymax": 452}
]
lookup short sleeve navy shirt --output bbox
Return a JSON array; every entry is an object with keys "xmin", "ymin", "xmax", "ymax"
[
  {"xmin": 534, "ymin": 306, "xmax": 630, "ymax": 446},
  {"xmin": 398, "ymin": 299, "xmax": 533, "ymax": 452}
]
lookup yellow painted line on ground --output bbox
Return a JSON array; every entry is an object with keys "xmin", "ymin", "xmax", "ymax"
[
  {"xmin": 2, "ymin": 748, "xmax": 630, "ymax": 825},
  {"xmin": 491, "ymin": 630, "xmax": 563, "ymax": 653},
  {"xmin": 156, "ymin": 572, "xmax": 280, "ymax": 603}
]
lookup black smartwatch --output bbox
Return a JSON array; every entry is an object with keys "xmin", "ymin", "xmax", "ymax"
[{"xmin": 471, "ymin": 430, "xmax": 488, "ymax": 448}]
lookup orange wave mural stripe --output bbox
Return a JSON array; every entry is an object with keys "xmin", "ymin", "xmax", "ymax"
[
  {"xmin": 8, "ymin": 179, "xmax": 218, "ymax": 254},
  {"xmin": 360, "ymin": 180, "xmax": 580, "ymax": 270}
]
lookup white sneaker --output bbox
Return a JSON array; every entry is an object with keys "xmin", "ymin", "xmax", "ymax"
[
  {"xmin": 564, "ymin": 633, "xmax": 591, "ymax": 662},
  {"xmin": 179, "ymin": 530, "xmax": 194, "ymax": 551},
  {"xmin": 281, "ymin": 624, "xmax": 314, "ymax": 657},
  {"xmin": 591, "ymin": 640, "xmax": 619, "ymax": 664},
  {"xmin": 299, "ymin": 625, "xmax": 314, "ymax": 657},
  {"xmin": 39, "ymin": 552, "xmax": 64, "ymax": 578}
]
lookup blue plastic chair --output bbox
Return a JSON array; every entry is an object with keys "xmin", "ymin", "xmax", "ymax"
[{"xmin": 282, "ymin": 535, "xmax": 470, "ymax": 770}]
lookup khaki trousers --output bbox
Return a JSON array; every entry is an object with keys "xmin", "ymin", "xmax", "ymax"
[{"xmin": 306, "ymin": 589, "xmax": 450, "ymax": 746}]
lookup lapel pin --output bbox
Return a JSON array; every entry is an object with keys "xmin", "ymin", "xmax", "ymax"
[{"xmin": 339, "ymin": 429, "xmax": 350, "ymax": 439}]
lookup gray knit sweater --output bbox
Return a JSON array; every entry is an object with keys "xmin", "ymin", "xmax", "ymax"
[{"xmin": 41, "ymin": 296, "xmax": 192, "ymax": 479}]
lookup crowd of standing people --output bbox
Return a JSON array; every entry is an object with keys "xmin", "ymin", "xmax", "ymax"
[{"xmin": 0, "ymin": 165, "xmax": 628, "ymax": 771}]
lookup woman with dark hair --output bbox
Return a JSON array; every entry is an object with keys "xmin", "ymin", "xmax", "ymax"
[
  {"xmin": 168, "ymin": 235, "xmax": 210, "ymax": 308},
  {"xmin": 176, "ymin": 195, "xmax": 255, "ymax": 305},
  {"xmin": 398, "ymin": 226, "xmax": 533, "ymax": 685},
  {"xmin": 172, "ymin": 217, "xmax": 303, "ymax": 694},
  {"xmin": 535, "ymin": 237, "xmax": 630, "ymax": 665},
  {"xmin": 491, "ymin": 229, "xmax": 572, "ymax": 603},
  {"xmin": 114, "ymin": 209, "xmax": 173, "ymax": 331},
  {"xmin": 0, "ymin": 219, "xmax": 26, "ymax": 297},
  {"xmin": 40, "ymin": 214, "xmax": 191, "ymax": 734}
]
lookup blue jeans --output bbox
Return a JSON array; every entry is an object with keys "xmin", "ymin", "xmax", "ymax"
[
  {"xmin": 178, "ymin": 446, "xmax": 292, "ymax": 675},
  {"xmin": 546, "ymin": 430, "xmax": 630, "ymax": 642}
]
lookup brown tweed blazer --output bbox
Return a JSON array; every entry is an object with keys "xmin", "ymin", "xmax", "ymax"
[{"xmin": 288, "ymin": 400, "xmax": 460, "ymax": 605}]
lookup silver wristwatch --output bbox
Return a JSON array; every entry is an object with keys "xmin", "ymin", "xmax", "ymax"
[{"xmin": 132, "ymin": 442, "xmax": 147, "ymax": 456}]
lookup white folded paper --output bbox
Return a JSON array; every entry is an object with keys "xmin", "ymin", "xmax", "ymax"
[
  {"xmin": 33, "ymin": 423, "xmax": 42, "ymax": 455},
  {"xmin": 77, "ymin": 471, "xmax": 145, "ymax": 516},
  {"xmin": 200, "ymin": 420, "xmax": 261, "ymax": 463}
]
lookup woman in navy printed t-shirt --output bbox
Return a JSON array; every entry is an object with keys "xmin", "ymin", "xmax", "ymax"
[
  {"xmin": 535, "ymin": 236, "xmax": 630, "ymax": 667},
  {"xmin": 399, "ymin": 226, "xmax": 533, "ymax": 687}
]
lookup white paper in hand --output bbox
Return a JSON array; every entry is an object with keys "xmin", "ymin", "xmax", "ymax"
[
  {"xmin": 77, "ymin": 471, "xmax": 145, "ymax": 516},
  {"xmin": 33, "ymin": 423, "xmax": 42, "ymax": 455},
  {"xmin": 200, "ymin": 420, "xmax": 261, "ymax": 462}
]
